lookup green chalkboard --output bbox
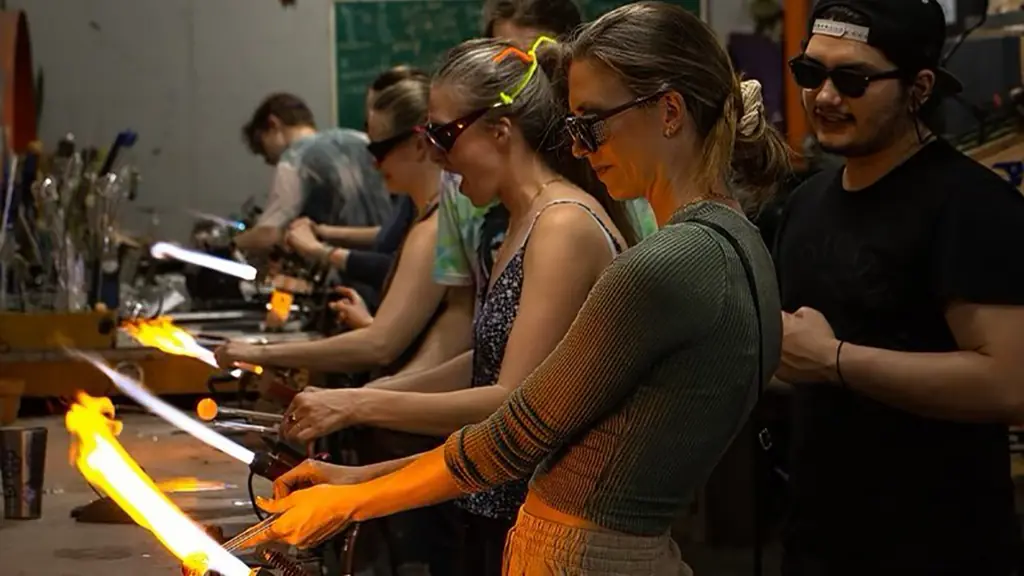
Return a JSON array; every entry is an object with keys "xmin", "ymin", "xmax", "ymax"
[{"xmin": 332, "ymin": 0, "xmax": 702, "ymax": 129}]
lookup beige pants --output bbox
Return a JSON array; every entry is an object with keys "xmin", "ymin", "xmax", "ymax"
[{"xmin": 502, "ymin": 508, "xmax": 694, "ymax": 576}]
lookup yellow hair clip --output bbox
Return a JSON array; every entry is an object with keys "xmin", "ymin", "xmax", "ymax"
[{"xmin": 496, "ymin": 35, "xmax": 558, "ymax": 105}]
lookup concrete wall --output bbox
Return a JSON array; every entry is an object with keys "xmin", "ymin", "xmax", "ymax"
[
  {"xmin": 9, "ymin": 0, "xmax": 335, "ymax": 240},
  {"xmin": 9, "ymin": 0, "xmax": 748, "ymax": 241},
  {"xmin": 708, "ymin": 0, "xmax": 755, "ymax": 44}
]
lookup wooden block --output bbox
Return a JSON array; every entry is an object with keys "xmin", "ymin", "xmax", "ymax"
[
  {"xmin": 0, "ymin": 311, "xmax": 116, "ymax": 352},
  {"xmin": 0, "ymin": 352, "xmax": 232, "ymax": 398},
  {"xmin": 0, "ymin": 379, "xmax": 25, "ymax": 425}
]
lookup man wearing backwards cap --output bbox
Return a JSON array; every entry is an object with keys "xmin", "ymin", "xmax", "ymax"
[{"xmin": 774, "ymin": 0, "xmax": 1024, "ymax": 574}]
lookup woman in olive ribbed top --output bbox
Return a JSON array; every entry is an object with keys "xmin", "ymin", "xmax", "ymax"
[
  {"xmin": 445, "ymin": 199, "xmax": 781, "ymax": 536},
  {"xmin": 251, "ymin": 3, "xmax": 789, "ymax": 573}
]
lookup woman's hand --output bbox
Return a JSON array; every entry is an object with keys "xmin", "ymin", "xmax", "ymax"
[
  {"xmin": 248, "ymin": 447, "xmax": 464, "ymax": 549},
  {"xmin": 280, "ymin": 387, "xmax": 362, "ymax": 443},
  {"xmin": 285, "ymin": 218, "xmax": 325, "ymax": 260},
  {"xmin": 213, "ymin": 341, "xmax": 263, "ymax": 369},
  {"xmin": 272, "ymin": 459, "xmax": 373, "ymax": 499},
  {"xmin": 329, "ymin": 286, "xmax": 373, "ymax": 330},
  {"xmin": 251, "ymin": 484, "xmax": 365, "ymax": 549}
]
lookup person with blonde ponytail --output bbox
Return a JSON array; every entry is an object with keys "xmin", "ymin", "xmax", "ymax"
[{"xmin": 243, "ymin": 3, "xmax": 786, "ymax": 574}]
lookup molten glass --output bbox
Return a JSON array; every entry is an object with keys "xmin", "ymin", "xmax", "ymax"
[
  {"xmin": 196, "ymin": 398, "xmax": 219, "ymax": 422},
  {"xmin": 65, "ymin": 392, "xmax": 251, "ymax": 576}
]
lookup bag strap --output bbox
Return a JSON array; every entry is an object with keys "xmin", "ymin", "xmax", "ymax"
[
  {"xmin": 690, "ymin": 218, "xmax": 765, "ymax": 576},
  {"xmin": 690, "ymin": 219, "xmax": 764, "ymax": 397}
]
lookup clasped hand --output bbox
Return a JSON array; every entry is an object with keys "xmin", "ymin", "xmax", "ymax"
[
  {"xmin": 778, "ymin": 306, "xmax": 841, "ymax": 385},
  {"xmin": 329, "ymin": 286, "xmax": 373, "ymax": 330},
  {"xmin": 284, "ymin": 217, "xmax": 323, "ymax": 259}
]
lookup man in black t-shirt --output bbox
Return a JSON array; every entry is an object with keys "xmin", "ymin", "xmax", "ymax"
[{"xmin": 774, "ymin": 1, "xmax": 1024, "ymax": 574}]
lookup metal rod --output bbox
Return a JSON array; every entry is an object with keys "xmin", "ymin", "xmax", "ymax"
[
  {"xmin": 211, "ymin": 421, "xmax": 279, "ymax": 435},
  {"xmin": 221, "ymin": 513, "xmax": 283, "ymax": 553},
  {"xmin": 216, "ymin": 407, "xmax": 283, "ymax": 423},
  {"xmin": 197, "ymin": 399, "xmax": 283, "ymax": 424}
]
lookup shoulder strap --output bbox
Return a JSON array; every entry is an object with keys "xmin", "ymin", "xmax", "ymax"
[
  {"xmin": 524, "ymin": 199, "xmax": 622, "ymax": 256},
  {"xmin": 379, "ymin": 198, "xmax": 441, "ymax": 299},
  {"xmin": 689, "ymin": 218, "xmax": 766, "ymax": 576},
  {"xmin": 689, "ymin": 219, "xmax": 763, "ymax": 394}
]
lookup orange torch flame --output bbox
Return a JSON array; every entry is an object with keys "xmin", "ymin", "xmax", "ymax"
[
  {"xmin": 65, "ymin": 392, "xmax": 252, "ymax": 576},
  {"xmin": 121, "ymin": 317, "xmax": 262, "ymax": 375}
]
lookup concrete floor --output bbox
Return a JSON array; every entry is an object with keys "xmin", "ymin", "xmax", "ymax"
[{"xmin": 0, "ymin": 412, "xmax": 265, "ymax": 575}]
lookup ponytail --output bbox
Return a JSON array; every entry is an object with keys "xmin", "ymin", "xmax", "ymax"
[{"xmin": 726, "ymin": 78, "xmax": 791, "ymax": 215}]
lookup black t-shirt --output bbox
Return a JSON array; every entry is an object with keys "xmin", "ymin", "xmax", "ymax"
[{"xmin": 774, "ymin": 139, "xmax": 1024, "ymax": 575}]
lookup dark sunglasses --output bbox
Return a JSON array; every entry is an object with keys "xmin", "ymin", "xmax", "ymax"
[
  {"xmin": 565, "ymin": 91, "xmax": 666, "ymax": 154},
  {"xmin": 789, "ymin": 56, "xmax": 902, "ymax": 98},
  {"xmin": 423, "ymin": 107, "xmax": 497, "ymax": 153},
  {"xmin": 366, "ymin": 128, "xmax": 419, "ymax": 163}
]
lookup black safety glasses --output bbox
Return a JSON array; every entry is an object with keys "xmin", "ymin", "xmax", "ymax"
[
  {"xmin": 423, "ymin": 107, "xmax": 495, "ymax": 153},
  {"xmin": 789, "ymin": 56, "xmax": 902, "ymax": 98},
  {"xmin": 424, "ymin": 36, "xmax": 557, "ymax": 154},
  {"xmin": 366, "ymin": 128, "xmax": 420, "ymax": 163},
  {"xmin": 565, "ymin": 91, "xmax": 666, "ymax": 154}
]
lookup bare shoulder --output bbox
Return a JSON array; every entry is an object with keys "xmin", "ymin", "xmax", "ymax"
[
  {"xmin": 537, "ymin": 182, "xmax": 624, "ymax": 239},
  {"xmin": 397, "ymin": 210, "xmax": 440, "ymax": 258},
  {"xmin": 528, "ymin": 200, "xmax": 614, "ymax": 255},
  {"xmin": 406, "ymin": 210, "xmax": 440, "ymax": 240}
]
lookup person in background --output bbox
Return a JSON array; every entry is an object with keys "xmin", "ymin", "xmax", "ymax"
[
  {"xmin": 285, "ymin": 67, "xmax": 431, "ymax": 297},
  {"xmin": 234, "ymin": 92, "xmax": 393, "ymax": 256},
  {"xmin": 217, "ymin": 78, "xmax": 474, "ymax": 381},
  {"xmin": 248, "ymin": 1, "xmax": 785, "ymax": 572},
  {"xmin": 483, "ymin": 0, "xmax": 583, "ymax": 45},
  {"xmin": 774, "ymin": 1, "xmax": 1024, "ymax": 574}
]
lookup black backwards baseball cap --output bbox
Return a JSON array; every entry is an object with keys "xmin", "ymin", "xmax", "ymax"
[{"xmin": 809, "ymin": 0, "xmax": 963, "ymax": 95}]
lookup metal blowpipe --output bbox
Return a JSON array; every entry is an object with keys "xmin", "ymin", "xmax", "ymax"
[{"xmin": 196, "ymin": 398, "xmax": 283, "ymax": 424}]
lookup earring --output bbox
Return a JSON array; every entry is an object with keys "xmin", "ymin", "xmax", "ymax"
[{"xmin": 663, "ymin": 128, "xmax": 674, "ymax": 138}]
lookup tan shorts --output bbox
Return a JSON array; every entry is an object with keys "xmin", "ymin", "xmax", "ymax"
[{"xmin": 502, "ymin": 508, "xmax": 694, "ymax": 576}]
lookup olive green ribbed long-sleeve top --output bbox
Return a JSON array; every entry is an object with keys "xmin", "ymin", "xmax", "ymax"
[{"xmin": 444, "ymin": 201, "xmax": 783, "ymax": 536}]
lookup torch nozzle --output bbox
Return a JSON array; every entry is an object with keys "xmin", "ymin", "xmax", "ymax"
[{"xmin": 248, "ymin": 451, "xmax": 294, "ymax": 482}]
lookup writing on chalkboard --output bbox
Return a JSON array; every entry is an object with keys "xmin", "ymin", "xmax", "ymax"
[
  {"xmin": 332, "ymin": 0, "xmax": 702, "ymax": 129},
  {"xmin": 334, "ymin": 0, "xmax": 482, "ymax": 129}
]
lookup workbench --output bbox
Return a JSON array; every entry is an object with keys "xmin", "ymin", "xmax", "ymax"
[{"xmin": 0, "ymin": 308, "xmax": 316, "ymax": 423}]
